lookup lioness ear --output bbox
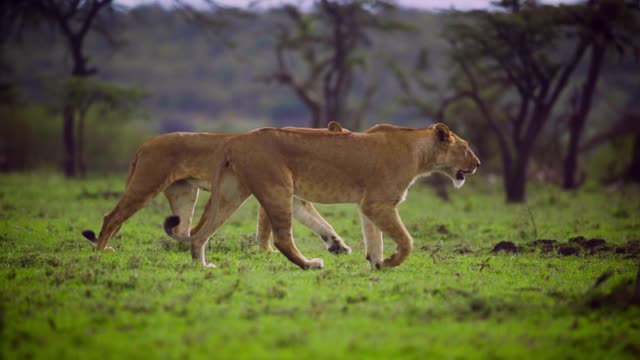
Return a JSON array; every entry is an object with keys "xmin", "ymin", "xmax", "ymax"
[
  {"xmin": 433, "ymin": 123, "xmax": 450, "ymax": 142},
  {"xmin": 328, "ymin": 121, "xmax": 343, "ymax": 132}
]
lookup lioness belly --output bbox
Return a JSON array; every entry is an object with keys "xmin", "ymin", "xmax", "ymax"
[{"xmin": 292, "ymin": 177, "xmax": 362, "ymax": 204}]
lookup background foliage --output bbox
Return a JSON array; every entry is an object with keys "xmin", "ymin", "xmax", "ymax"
[{"xmin": 2, "ymin": 1, "xmax": 638, "ymax": 185}]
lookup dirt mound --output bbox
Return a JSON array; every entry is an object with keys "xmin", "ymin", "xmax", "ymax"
[
  {"xmin": 525, "ymin": 236, "xmax": 616, "ymax": 256},
  {"xmin": 530, "ymin": 239, "xmax": 557, "ymax": 253},
  {"xmin": 488, "ymin": 238, "xmax": 635, "ymax": 258},
  {"xmin": 557, "ymin": 244, "xmax": 580, "ymax": 256},
  {"xmin": 492, "ymin": 241, "xmax": 520, "ymax": 253},
  {"xmin": 569, "ymin": 236, "xmax": 610, "ymax": 254},
  {"xmin": 615, "ymin": 240, "xmax": 640, "ymax": 259}
]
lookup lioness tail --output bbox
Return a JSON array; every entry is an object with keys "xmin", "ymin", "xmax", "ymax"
[
  {"xmin": 82, "ymin": 230, "xmax": 97, "ymax": 243},
  {"xmin": 163, "ymin": 216, "xmax": 183, "ymax": 239}
]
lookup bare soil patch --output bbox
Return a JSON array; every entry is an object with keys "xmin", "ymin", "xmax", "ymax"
[{"xmin": 492, "ymin": 237, "xmax": 639, "ymax": 257}]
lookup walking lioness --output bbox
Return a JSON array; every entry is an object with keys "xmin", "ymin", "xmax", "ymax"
[
  {"xmin": 161, "ymin": 122, "xmax": 480, "ymax": 270},
  {"xmin": 82, "ymin": 122, "xmax": 352, "ymax": 256},
  {"xmin": 84, "ymin": 122, "xmax": 479, "ymax": 270}
]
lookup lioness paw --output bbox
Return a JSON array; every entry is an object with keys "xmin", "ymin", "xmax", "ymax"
[
  {"xmin": 307, "ymin": 258, "xmax": 324, "ymax": 269},
  {"xmin": 323, "ymin": 235, "xmax": 352, "ymax": 255},
  {"xmin": 328, "ymin": 243, "xmax": 352, "ymax": 255},
  {"xmin": 367, "ymin": 258, "xmax": 383, "ymax": 270},
  {"xmin": 94, "ymin": 246, "xmax": 116, "ymax": 252}
]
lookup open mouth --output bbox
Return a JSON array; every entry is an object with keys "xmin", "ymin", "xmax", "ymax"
[{"xmin": 456, "ymin": 169, "xmax": 474, "ymax": 181}]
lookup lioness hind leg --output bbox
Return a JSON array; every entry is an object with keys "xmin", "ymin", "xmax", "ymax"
[
  {"xmin": 259, "ymin": 196, "xmax": 323, "ymax": 270},
  {"xmin": 360, "ymin": 202, "xmax": 413, "ymax": 268},
  {"xmin": 257, "ymin": 199, "xmax": 350, "ymax": 255},
  {"xmin": 233, "ymin": 153, "xmax": 322, "ymax": 270},
  {"xmin": 293, "ymin": 199, "xmax": 351, "ymax": 255},
  {"xmin": 189, "ymin": 170, "xmax": 251, "ymax": 268},
  {"xmin": 256, "ymin": 206, "xmax": 275, "ymax": 252},
  {"xmin": 84, "ymin": 150, "xmax": 176, "ymax": 251},
  {"xmin": 164, "ymin": 180, "xmax": 199, "ymax": 237},
  {"xmin": 92, "ymin": 193, "xmax": 152, "ymax": 251},
  {"xmin": 358, "ymin": 209, "xmax": 384, "ymax": 269}
]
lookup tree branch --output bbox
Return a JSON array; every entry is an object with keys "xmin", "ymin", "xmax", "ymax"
[
  {"xmin": 77, "ymin": 0, "xmax": 112, "ymax": 40},
  {"xmin": 457, "ymin": 53, "xmax": 511, "ymax": 164}
]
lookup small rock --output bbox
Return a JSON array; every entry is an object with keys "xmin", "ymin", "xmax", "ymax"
[
  {"xmin": 436, "ymin": 224, "xmax": 449, "ymax": 234},
  {"xmin": 454, "ymin": 245, "xmax": 473, "ymax": 254}
]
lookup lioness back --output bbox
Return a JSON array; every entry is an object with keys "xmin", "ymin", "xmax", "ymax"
[{"xmin": 228, "ymin": 128, "xmax": 418, "ymax": 204}]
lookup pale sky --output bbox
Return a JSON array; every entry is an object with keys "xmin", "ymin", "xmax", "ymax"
[{"xmin": 117, "ymin": 0, "xmax": 577, "ymax": 11}]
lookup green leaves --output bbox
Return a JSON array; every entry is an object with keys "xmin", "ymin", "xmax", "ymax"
[{"xmin": 46, "ymin": 76, "xmax": 148, "ymax": 122}]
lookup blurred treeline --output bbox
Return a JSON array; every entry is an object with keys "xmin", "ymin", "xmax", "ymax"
[
  {"xmin": 1, "ymin": 0, "xmax": 639, "ymax": 202},
  {"xmin": 2, "ymin": 3, "xmax": 438, "ymax": 171}
]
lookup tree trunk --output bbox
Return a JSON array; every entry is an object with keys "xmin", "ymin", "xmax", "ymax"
[
  {"xmin": 563, "ymin": 115, "xmax": 581, "ymax": 189},
  {"xmin": 310, "ymin": 105, "xmax": 322, "ymax": 128},
  {"xmin": 504, "ymin": 149, "xmax": 530, "ymax": 203},
  {"xmin": 62, "ymin": 103, "xmax": 76, "ymax": 177},
  {"xmin": 505, "ymin": 164, "xmax": 527, "ymax": 203},
  {"xmin": 627, "ymin": 133, "xmax": 640, "ymax": 182},
  {"xmin": 76, "ymin": 108, "xmax": 86, "ymax": 177},
  {"xmin": 563, "ymin": 43, "xmax": 606, "ymax": 189}
]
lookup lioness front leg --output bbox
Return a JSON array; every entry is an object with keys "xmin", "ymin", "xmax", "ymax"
[
  {"xmin": 256, "ymin": 206, "xmax": 275, "ymax": 252},
  {"xmin": 359, "ymin": 209, "xmax": 384, "ymax": 269},
  {"xmin": 360, "ymin": 202, "xmax": 413, "ymax": 268}
]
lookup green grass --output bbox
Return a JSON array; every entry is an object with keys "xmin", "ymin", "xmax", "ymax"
[{"xmin": 1, "ymin": 173, "xmax": 639, "ymax": 359}]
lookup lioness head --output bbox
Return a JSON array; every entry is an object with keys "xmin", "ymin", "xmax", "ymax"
[{"xmin": 429, "ymin": 123, "xmax": 480, "ymax": 189}]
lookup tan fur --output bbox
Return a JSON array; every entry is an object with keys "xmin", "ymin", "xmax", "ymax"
[
  {"xmin": 83, "ymin": 125, "xmax": 352, "ymax": 262},
  {"xmin": 160, "ymin": 123, "xmax": 480, "ymax": 270},
  {"xmin": 256, "ymin": 121, "xmax": 350, "ymax": 253}
]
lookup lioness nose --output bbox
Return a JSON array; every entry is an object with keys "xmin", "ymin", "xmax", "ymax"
[{"xmin": 476, "ymin": 160, "xmax": 481, "ymax": 168}]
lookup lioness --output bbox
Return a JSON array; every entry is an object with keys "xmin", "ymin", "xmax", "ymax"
[
  {"xmin": 160, "ymin": 123, "xmax": 480, "ymax": 270},
  {"xmin": 82, "ymin": 122, "xmax": 352, "ymax": 256}
]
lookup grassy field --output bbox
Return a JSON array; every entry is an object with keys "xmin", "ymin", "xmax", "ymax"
[{"xmin": 1, "ymin": 173, "xmax": 639, "ymax": 359}]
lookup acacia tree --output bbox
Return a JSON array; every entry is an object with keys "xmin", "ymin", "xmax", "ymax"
[
  {"xmin": 31, "ymin": 0, "xmax": 116, "ymax": 177},
  {"xmin": 393, "ymin": 0, "xmax": 638, "ymax": 194},
  {"xmin": 265, "ymin": 0, "xmax": 403, "ymax": 129},
  {"xmin": 562, "ymin": 0, "xmax": 639, "ymax": 189},
  {"xmin": 441, "ymin": 0, "xmax": 596, "ymax": 202},
  {"xmin": 46, "ymin": 78, "xmax": 146, "ymax": 176}
]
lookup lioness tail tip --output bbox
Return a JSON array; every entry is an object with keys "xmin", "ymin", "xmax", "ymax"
[
  {"xmin": 82, "ymin": 230, "xmax": 97, "ymax": 243},
  {"xmin": 163, "ymin": 216, "xmax": 181, "ymax": 236}
]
